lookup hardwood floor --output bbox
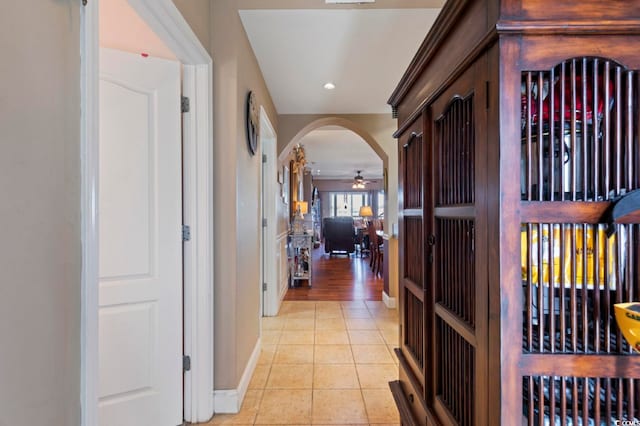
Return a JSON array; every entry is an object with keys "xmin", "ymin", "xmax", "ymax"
[{"xmin": 284, "ymin": 245, "xmax": 383, "ymax": 301}]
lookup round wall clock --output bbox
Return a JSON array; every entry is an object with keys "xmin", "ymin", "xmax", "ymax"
[{"xmin": 245, "ymin": 91, "xmax": 259, "ymax": 155}]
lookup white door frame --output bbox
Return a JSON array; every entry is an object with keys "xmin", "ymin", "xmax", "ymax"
[
  {"xmin": 259, "ymin": 107, "xmax": 279, "ymax": 317},
  {"xmin": 80, "ymin": 1, "xmax": 214, "ymax": 424}
]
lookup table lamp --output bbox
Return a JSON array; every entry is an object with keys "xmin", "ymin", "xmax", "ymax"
[
  {"xmin": 295, "ymin": 201, "xmax": 308, "ymax": 218},
  {"xmin": 359, "ymin": 205, "xmax": 373, "ymax": 226},
  {"xmin": 292, "ymin": 201, "xmax": 308, "ymax": 234}
]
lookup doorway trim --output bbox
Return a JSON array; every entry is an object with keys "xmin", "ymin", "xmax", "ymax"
[
  {"xmin": 80, "ymin": 1, "xmax": 214, "ymax": 424},
  {"xmin": 259, "ymin": 107, "xmax": 280, "ymax": 317}
]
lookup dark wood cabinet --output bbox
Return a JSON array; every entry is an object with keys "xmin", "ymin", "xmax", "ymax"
[{"xmin": 388, "ymin": 1, "xmax": 640, "ymax": 425}]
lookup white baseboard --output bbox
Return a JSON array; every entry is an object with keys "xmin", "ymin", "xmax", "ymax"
[
  {"xmin": 278, "ymin": 275, "xmax": 288, "ymax": 302},
  {"xmin": 382, "ymin": 291, "xmax": 397, "ymax": 309},
  {"xmin": 212, "ymin": 337, "xmax": 261, "ymax": 414}
]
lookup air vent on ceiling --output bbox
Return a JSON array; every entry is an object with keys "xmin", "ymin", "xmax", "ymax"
[{"xmin": 326, "ymin": 0, "xmax": 374, "ymax": 3}]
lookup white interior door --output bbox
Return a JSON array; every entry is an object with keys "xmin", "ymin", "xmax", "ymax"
[
  {"xmin": 261, "ymin": 111, "xmax": 279, "ymax": 316},
  {"xmin": 98, "ymin": 48, "xmax": 182, "ymax": 426}
]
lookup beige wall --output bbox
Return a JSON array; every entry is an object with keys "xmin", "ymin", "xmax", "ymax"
[
  {"xmin": 234, "ymin": 2, "xmax": 279, "ymax": 382},
  {"xmin": 173, "ymin": 0, "xmax": 211, "ymax": 53},
  {"xmin": 177, "ymin": 0, "xmax": 279, "ymax": 390},
  {"xmin": 0, "ymin": 1, "xmax": 81, "ymax": 424}
]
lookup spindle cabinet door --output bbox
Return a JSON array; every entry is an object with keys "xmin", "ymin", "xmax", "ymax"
[
  {"xmin": 518, "ymin": 54, "xmax": 640, "ymax": 426},
  {"xmin": 397, "ymin": 113, "xmax": 429, "ymax": 422},
  {"xmin": 426, "ymin": 58, "xmax": 489, "ymax": 426}
]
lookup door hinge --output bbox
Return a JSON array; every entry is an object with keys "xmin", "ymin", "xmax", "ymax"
[
  {"xmin": 262, "ymin": 154, "xmax": 267, "ymax": 163},
  {"xmin": 262, "ymin": 218, "xmax": 267, "ymax": 227},
  {"xmin": 181, "ymin": 96, "xmax": 190, "ymax": 113},
  {"xmin": 263, "ymin": 282, "xmax": 267, "ymax": 291},
  {"xmin": 183, "ymin": 355, "xmax": 191, "ymax": 372},
  {"xmin": 182, "ymin": 225, "xmax": 191, "ymax": 242}
]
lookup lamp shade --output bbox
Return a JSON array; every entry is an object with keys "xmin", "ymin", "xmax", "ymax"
[
  {"xmin": 295, "ymin": 201, "xmax": 308, "ymax": 215},
  {"xmin": 359, "ymin": 205, "xmax": 373, "ymax": 217}
]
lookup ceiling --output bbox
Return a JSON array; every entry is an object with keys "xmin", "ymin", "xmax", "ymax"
[
  {"xmin": 300, "ymin": 127, "xmax": 382, "ymax": 181},
  {"xmin": 239, "ymin": 8, "xmax": 441, "ymax": 114},
  {"xmin": 240, "ymin": 4, "xmax": 442, "ymax": 180}
]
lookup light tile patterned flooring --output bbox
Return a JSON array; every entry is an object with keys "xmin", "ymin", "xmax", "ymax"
[{"xmin": 201, "ymin": 300, "xmax": 400, "ymax": 425}]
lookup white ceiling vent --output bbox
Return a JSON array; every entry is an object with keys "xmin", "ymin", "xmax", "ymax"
[{"xmin": 325, "ymin": 0, "xmax": 375, "ymax": 3}]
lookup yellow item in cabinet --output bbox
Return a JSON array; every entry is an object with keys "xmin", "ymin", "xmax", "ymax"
[
  {"xmin": 614, "ymin": 302, "xmax": 640, "ymax": 352},
  {"xmin": 521, "ymin": 224, "xmax": 622, "ymax": 289}
]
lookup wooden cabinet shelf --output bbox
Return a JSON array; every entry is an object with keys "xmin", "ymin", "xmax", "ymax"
[{"xmin": 389, "ymin": 1, "xmax": 640, "ymax": 424}]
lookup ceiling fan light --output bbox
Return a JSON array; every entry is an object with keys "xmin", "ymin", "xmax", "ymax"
[{"xmin": 352, "ymin": 170, "xmax": 367, "ymax": 189}]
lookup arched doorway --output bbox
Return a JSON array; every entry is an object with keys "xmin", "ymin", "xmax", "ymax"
[
  {"xmin": 278, "ymin": 117, "xmax": 389, "ymax": 170},
  {"xmin": 279, "ymin": 117, "xmax": 396, "ymax": 305}
]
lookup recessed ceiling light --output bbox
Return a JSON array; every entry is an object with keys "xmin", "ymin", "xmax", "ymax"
[{"xmin": 323, "ymin": 82, "xmax": 336, "ymax": 90}]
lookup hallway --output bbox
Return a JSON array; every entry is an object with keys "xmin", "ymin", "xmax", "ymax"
[{"xmin": 203, "ymin": 300, "xmax": 399, "ymax": 425}]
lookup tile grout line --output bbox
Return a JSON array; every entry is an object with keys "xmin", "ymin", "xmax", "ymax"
[
  {"xmin": 342, "ymin": 304, "xmax": 375, "ymax": 425},
  {"xmin": 247, "ymin": 301, "xmax": 399, "ymax": 426}
]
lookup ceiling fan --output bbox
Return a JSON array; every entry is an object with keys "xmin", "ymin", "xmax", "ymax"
[{"xmin": 352, "ymin": 170, "xmax": 370, "ymax": 189}]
